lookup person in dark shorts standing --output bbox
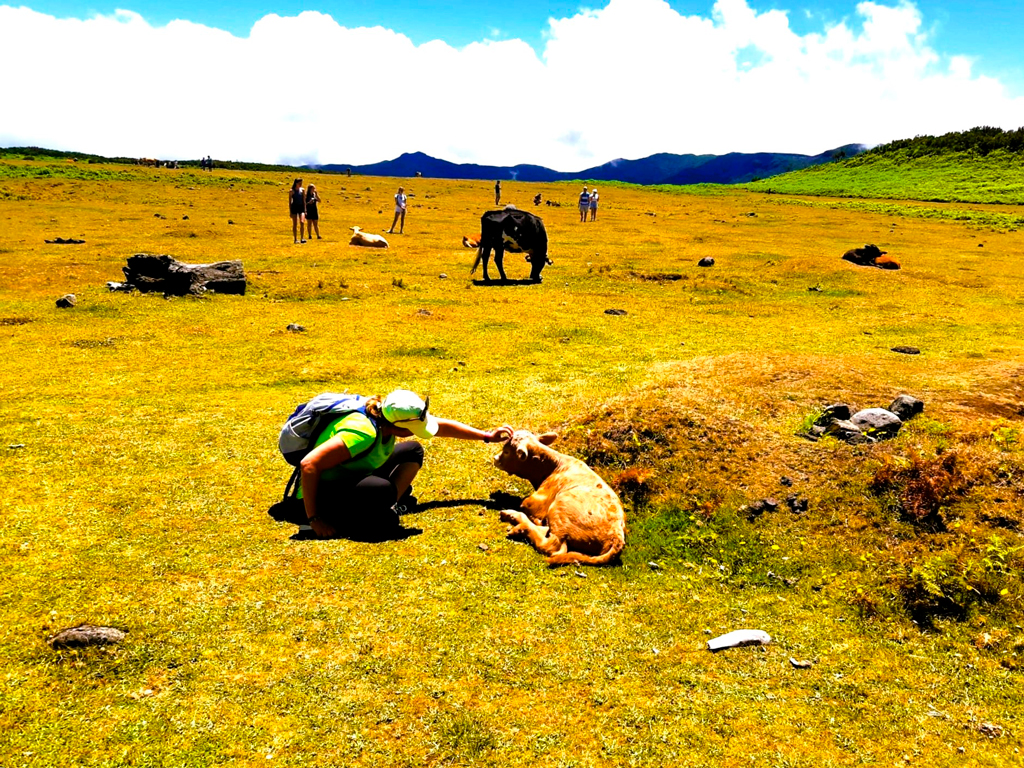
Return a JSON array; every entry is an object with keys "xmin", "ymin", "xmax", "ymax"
[
  {"xmin": 289, "ymin": 178, "xmax": 306, "ymax": 243},
  {"xmin": 297, "ymin": 390, "xmax": 512, "ymax": 538},
  {"xmin": 305, "ymin": 184, "xmax": 322, "ymax": 240},
  {"xmin": 495, "ymin": 180, "xmax": 501, "ymax": 206}
]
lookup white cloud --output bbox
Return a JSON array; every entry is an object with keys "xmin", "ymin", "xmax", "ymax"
[{"xmin": 0, "ymin": 0, "xmax": 1020, "ymax": 169}]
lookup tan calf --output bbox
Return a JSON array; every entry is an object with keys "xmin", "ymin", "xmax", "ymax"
[
  {"xmin": 349, "ymin": 226, "xmax": 389, "ymax": 248},
  {"xmin": 493, "ymin": 430, "xmax": 626, "ymax": 566}
]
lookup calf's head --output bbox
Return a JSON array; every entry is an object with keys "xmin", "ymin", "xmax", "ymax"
[{"xmin": 494, "ymin": 430, "xmax": 559, "ymax": 480}]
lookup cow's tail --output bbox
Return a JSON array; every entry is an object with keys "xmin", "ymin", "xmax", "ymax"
[
  {"xmin": 545, "ymin": 537, "xmax": 624, "ymax": 567},
  {"xmin": 471, "ymin": 245, "xmax": 484, "ymax": 275}
]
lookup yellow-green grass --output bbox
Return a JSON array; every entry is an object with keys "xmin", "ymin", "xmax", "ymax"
[{"xmin": 1, "ymin": 159, "xmax": 1023, "ymax": 767}]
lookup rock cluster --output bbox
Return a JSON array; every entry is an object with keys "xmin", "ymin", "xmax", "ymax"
[{"xmin": 801, "ymin": 395, "xmax": 924, "ymax": 444}]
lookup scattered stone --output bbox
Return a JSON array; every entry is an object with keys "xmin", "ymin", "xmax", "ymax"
[
  {"xmin": 44, "ymin": 237, "xmax": 85, "ymax": 244},
  {"xmin": 891, "ymin": 346, "xmax": 920, "ymax": 355},
  {"xmin": 574, "ymin": 570, "xmax": 587, "ymax": 578},
  {"xmin": 121, "ymin": 253, "xmax": 246, "ymax": 296},
  {"xmin": 647, "ymin": 561, "xmax": 662, "ymax": 571},
  {"xmin": 604, "ymin": 308, "xmax": 628, "ymax": 316},
  {"xmin": 824, "ymin": 419, "xmax": 869, "ymax": 443},
  {"xmin": 439, "ymin": 273, "xmax": 448, "ymax": 279},
  {"xmin": 56, "ymin": 294, "xmax": 76, "ymax": 308},
  {"xmin": 286, "ymin": 323, "xmax": 306, "ymax": 333},
  {"xmin": 888, "ymin": 394, "xmax": 924, "ymax": 421},
  {"xmin": 707, "ymin": 629, "xmax": 771, "ymax": 652},
  {"xmin": 478, "ymin": 543, "xmax": 489, "ymax": 552},
  {"xmin": 814, "ymin": 403, "xmax": 852, "ymax": 426},
  {"xmin": 978, "ymin": 722, "xmax": 1005, "ymax": 739},
  {"xmin": 780, "ymin": 476, "xmax": 793, "ymax": 487},
  {"xmin": 745, "ymin": 498, "xmax": 779, "ymax": 520},
  {"xmin": 182, "ymin": 215, "xmax": 189, "ymax": 220},
  {"xmin": 48, "ymin": 624, "xmax": 126, "ymax": 649},
  {"xmin": 698, "ymin": 257, "xmax": 715, "ymax": 267},
  {"xmin": 850, "ymin": 408, "xmax": 903, "ymax": 439},
  {"xmin": 789, "ymin": 657, "xmax": 813, "ymax": 669},
  {"xmin": 786, "ymin": 494, "xmax": 809, "ymax": 514},
  {"xmin": 9, "ymin": 444, "xmax": 25, "ymax": 449},
  {"xmin": 106, "ymin": 281, "xmax": 134, "ymax": 292},
  {"xmin": 807, "ymin": 285, "xmax": 823, "ymax": 292},
  {"xmin": 227, "ymin": 220, "xmax": 235, "ymax": 225},
  {"xmin": 417, "ymin": 309, "xmax": 432, "ymax": 316}
]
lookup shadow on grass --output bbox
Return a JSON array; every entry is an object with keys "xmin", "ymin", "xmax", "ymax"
[
  {"xmin": 267, "ymin": 490, "xmax": 524, "ymax": 543},
  {"xmin": 471, "ymin": 278, "xmax": 540, "ymax": 287}
]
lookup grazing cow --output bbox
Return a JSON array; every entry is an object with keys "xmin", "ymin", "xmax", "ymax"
[
  {"xmin": 349, "ymin": 226, "xmax": 389, "ymax": 248},
  {"xmin": 471, "ymin": 209, "xmax": 551, "ymax": 282},
  {"xmin": 493, "ymin": 430, "xmax": 626, "ymax": 566},
  {"xmin": 842, "ymin": 244, "xmax": 899, "ymax": 269}
]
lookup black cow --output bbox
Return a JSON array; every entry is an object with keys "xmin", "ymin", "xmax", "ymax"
[
  {"xmin": 842, "ymin": 244, "xmax": 886, "ymax": 267},
  {"xmin": 471, "ymin": 209, "xmax": 552, "ymax": 283}
]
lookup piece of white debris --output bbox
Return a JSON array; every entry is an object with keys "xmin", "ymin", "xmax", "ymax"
[
  {"xmin": 707, "ymin": 629, "xmax": 772, "ymax": 652},
  {"xmin": 789, "ymin": 657, "xmax": 813, "ymax": 669}
]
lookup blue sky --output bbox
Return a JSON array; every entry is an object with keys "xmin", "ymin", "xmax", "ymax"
[
  {"xmin": 1, "ymin": 0, "xmax": 1021, "ymax": 167},
  {"xmin": 19, "ymin": 0, "xmax": 1024, "ymax": 89}
]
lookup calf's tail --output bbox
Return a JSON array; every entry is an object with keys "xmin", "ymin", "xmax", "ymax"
[{"xmin": 545, "ymin": 537, "xmax": 624, "ymax": 567}]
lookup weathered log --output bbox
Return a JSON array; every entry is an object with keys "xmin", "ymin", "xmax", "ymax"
[{"xmin": 122, "ymin": 253, "xmax": 246, "ymax": 296}]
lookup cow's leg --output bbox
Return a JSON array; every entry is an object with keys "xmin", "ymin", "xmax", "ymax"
[
  {"xmin": 479, "ymin": 246, "xmax": 492, "ymax": 281},
  {"xmin": 499, "ymin": 509, "xmax": 563, "ymax": 555},
  {"xmin": 494, "ymin": 245, "xmax": 508, "ymax": 281}
]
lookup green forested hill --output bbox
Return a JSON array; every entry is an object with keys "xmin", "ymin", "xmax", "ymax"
[{"xmin": 747, "ymin": 127, "xmax": 1024, "ymax": 204}]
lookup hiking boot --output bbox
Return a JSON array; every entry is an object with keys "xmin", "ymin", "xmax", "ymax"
[{"xmin": 394, "ymin": 487, "xmax": 417, "ymax": 515}]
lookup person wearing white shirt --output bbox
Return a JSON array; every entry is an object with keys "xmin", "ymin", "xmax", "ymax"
[{"xmin": 388, "ymin": 186, "xmax": 407, "ymax": 234}]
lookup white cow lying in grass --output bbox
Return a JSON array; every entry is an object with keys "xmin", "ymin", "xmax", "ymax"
[{"xmin": 349, "ymin": 226, "xmax": 389, "ymax": 248}]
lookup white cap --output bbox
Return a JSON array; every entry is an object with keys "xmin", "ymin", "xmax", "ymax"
[{"xmin": 381, "ymin": 390, "xmax": 439, "ymax": 439}]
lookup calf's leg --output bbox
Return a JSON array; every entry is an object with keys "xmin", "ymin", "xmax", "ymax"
[{"xmin": 499, "ymin": 509, "xmax": 564, "ymax": 556}]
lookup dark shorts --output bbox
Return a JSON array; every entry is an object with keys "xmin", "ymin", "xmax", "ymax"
[
  {"xmin": 317, "ymin": 441, "xmax": 424, "ymax": 529},
  {"xmin": 290, "ymin": 206, "xmax": 305, "ymax": 217}
]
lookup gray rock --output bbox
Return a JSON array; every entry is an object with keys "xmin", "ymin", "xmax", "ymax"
[
  {"xmin": 851, "ymin": 408, "xmax": 902, "ymax": 439},
  {"xmin": 604, "ymin": 308, "xmax": 627, "ymax": 316},
  {"xmin": 814, "ymin": 403, "xmax": 852, "ymax": 426},
  {"xmin": 48, "ymin": 624, "xmax": 126, "ymax": 649},
  {"xmin": 285, "ymin": 323, "xmax": 306, "ymax": 333},
  {"xmin": 786, "ymin": 494, "xmax": 809, "ymax": 514},
  {"xmin": 824, "ymin": 419, "xmax": 867, "ymax": 442},
  {"xmin": 889, "ymin": 394, "xmax": 924, "ymax": 421},
  {"xmin": 56, "ymin": 294, "xmax": 76, "ymax": 308},
  {"xmin": 891, "ymin": 346, "xmax": 920, "ymax": 355},
  {"xmin": 698, "ymin": 257, "xmax": 715, "ymax": 267}
]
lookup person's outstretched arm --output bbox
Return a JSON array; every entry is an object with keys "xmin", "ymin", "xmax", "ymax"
[{"xmin": 434, "ymin": 419, "xmax": 513, "ymax": 444}]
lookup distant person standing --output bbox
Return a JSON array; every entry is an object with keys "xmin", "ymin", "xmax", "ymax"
[
  {"xmin": 305, "ymin": 184, "xmax": 322, "ymax": 240},
  {"xmin": 578, "ymin": 186, "xmax": 590, "ymax": 222},
  {"xmin": 206, "ymin": 155, "xmax": 213, "ymax": 172},
  {"xmin": 589, "ymin": 187, "xmax": 599, "ymax": 221},
  {"xmin": 388, "ymin": 186, "xmax": 407, "ymax": 234},
  {"xmin": 494, "ymin": 180, "xmax": 501, "ymax": 206},
  {"xmin": 289, "ymin": 178, "xmax": 307, "ymax": 244}
]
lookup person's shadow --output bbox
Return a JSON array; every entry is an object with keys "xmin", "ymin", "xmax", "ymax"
[{"xmin": 266, "ymin": 491, "xmax": 524, "ymax": 543}]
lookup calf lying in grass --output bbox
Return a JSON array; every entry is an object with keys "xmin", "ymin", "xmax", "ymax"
[{"xmin": 493, "ymin": 430, "xmax": 626, "ymax": 566}]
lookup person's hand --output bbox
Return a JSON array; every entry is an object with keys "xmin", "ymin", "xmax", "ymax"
[
  {"xmin": 310, "ymin": 517, "xmax": 336, "ymax": 539},
  {"xmin": 486, "ymin": 425, "xmax": 514, "ymax": 443}
]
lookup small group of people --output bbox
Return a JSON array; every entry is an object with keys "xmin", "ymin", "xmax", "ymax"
[
  {"xmin": 293, "ymin": 389, "xmax": 511, "ymax": 539},
  {"xmin": 288, "ymin": 178, "xmax": 322, "ymax": 243},
  {"xmin": 579, "ymin": 185, "xmax": 599, "ymax": 222},
  {"xmin": 200, "ymin": 155, "xmax": 213, "ymax": 172}
]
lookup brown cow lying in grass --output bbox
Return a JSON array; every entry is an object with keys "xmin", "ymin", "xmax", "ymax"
[
  {"xmin": 350, "ymin": 226, "xmax": 389, "ymax": 248},
  {"xmin": 842, "ymin": 244, "xmax": 900, "ymax": 269},
  {"xmin": 493, "ymin": 430, "xmax": 626, "ymax": 566}
]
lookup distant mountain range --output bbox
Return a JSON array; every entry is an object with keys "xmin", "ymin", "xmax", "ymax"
[{"xmin": 318, "ymin": 145, "xmax": 866, "ymax": 186}]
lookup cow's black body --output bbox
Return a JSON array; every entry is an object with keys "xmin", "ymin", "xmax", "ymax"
[{"xmin": 472, "ymin": 209, "xmax": 551, "ymax": 283}]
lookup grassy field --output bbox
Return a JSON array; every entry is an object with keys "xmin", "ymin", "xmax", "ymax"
[
  {"xmin": 746, "ymin": 149, "xmax": 1024, "ymax": 206},
  {"xmin": 1, "ymin": 156, "xmax": 1023, "ymax": 767}
]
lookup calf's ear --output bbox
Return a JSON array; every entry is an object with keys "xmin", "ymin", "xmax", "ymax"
[{"xmin": 538, "ymin": 432, "xmax": 558, "ymax": 445}]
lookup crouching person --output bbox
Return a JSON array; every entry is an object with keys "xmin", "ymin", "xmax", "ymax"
[{"xmin": 298, "ymin": 390, "xmax": 512, "ymax": 539}]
